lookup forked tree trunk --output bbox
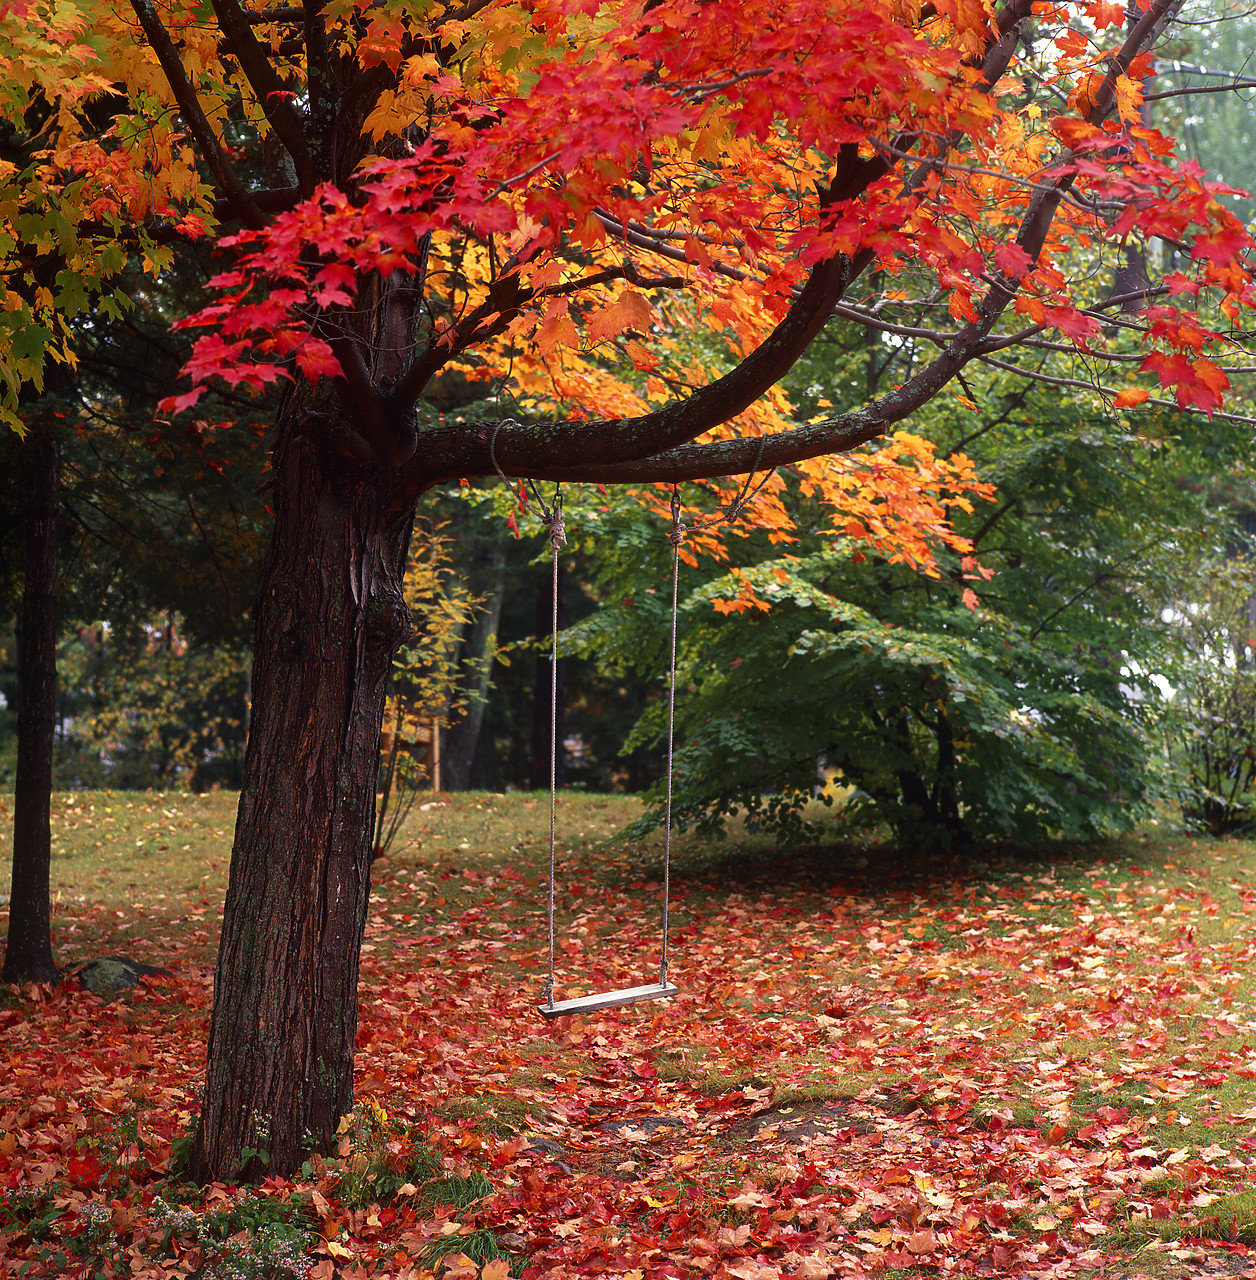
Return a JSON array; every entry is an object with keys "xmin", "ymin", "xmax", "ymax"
[
  {"xmin": 1, "ymin": 429, "xmax": 60, "ymax": 986},
  {"xmin": 189, "ymin": 398, "xmax": 416, "ymax": 1182}
]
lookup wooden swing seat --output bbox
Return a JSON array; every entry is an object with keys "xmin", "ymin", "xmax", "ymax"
[{"xmin": 538, "ymin": 981, "xmax": 679, "ymax": 1019}]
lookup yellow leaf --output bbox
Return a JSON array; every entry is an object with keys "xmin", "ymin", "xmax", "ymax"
[
  {"xmin": 325, "ymin": 1241, "xmax": 352, "ymax": 1260},
  {"xmin": 1114, "ymin": 74, "xmax": 1144, "ymax": 125}
]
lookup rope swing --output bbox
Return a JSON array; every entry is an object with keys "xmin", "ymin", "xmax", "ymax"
[{"xmin": 490, "ymin": 424, "xmax": 773, "ymax": 1018}]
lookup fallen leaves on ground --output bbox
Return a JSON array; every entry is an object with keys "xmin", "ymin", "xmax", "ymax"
[{"xmin": 4, "ymin": 826, "xmax": 1256, "ymax": 1278}]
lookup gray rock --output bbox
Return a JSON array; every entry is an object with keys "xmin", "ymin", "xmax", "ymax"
[
  {"xmin": 524, "ymin": 1136, "xmax": 573, "ymax": 1173},
  {"xmin": 78, "ymin": 956, "xmax": 172, "ymax": 998},
  {"xmin": 598, "ymin": 1115, "xmax": 685, "ymax": 1136},
  {"xmin": 525, "ymin": 1135, "xmax": 569, "ymax": 1158}
]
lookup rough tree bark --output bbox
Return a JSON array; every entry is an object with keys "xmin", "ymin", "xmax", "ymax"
[
  {"xmin": 188, "ymin": 385, "xmax": 417, "ymax": 1180},
  {"xmin": 2, "ymin": 428, "xmax": 60, "ymax": 986}
]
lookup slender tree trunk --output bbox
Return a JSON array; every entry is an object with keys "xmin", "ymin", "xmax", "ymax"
[
  {"xmin": 2, "ymin": 429, "xmax": 60, "ymax": 986},
  {"xmin": 189, "ymin": 397, "xmax": 416, "ymax": 1182},
  {"xmin": 443, "ymin": 545, "xmax": 506, "ymax": 790},
  {"xmin": 530, "ymin": 559, "xmax": 567, "ymax": 791},
  {"xmin": 931, "ymin": 704, "xmax": 964, "ymax": 840}
]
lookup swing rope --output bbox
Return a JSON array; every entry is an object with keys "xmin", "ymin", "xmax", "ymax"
[
  {"xmin": 489, "ymin": 421, "xmax": 776, "ymax": 1016},
  {"xmin": 490, "ymin": 424, "xmax": 567, "ymax": 1007},
  {"xmin": 541, "ymin": 488, "xmax": 564, "ymax": 1007},
  {"xmin": 661, "ymin": 492, "xmax": 684, "ymax": 987}
]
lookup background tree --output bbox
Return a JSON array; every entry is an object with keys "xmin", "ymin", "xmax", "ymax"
[
  {"xmin": 1164, "ymin": 555, "xmax": 1256, "ymax": 835},
  {"xmin": 53, "ymin": 619, "xmax": 252, "ymax": 790},
  {"xmin": 0, "ymin": 238, "xmax": 269, "ymax": 978},
  {"xmin": 582, "ymin": 365, "xmax": 1252, "ymax": 848},
  {"xmin": 3, "ymin": 0, "xmax": 1252, "ymax": 1183},
  {"xmin": 1, "ymin": 417, "xmax": 60, "ymax": 984}
]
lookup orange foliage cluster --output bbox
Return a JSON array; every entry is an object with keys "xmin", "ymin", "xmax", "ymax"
[{"xmin": 0, "ymin": 0, "xmax": 1225, "ymax": 429}]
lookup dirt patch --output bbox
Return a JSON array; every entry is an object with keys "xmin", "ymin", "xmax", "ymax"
[{"xmin": 723, "ymin": 1099, "xmax": 878, "ymax": 1145}]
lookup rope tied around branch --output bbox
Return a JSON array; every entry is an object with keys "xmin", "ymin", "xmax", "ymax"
[
  {"xmin": 668, "ymin": 490, "xmax": 686, "ymax": 549},
  {"xmin": 490, "ymin": 420, "xmax": 567, "ymax": 549},
  {"xmin": 680, "ymin": 436, "xmax": 774, "ymax": 533},
  {"xmin": 544, "ymin": 504, "xmax": 567, "ymax": 551}
]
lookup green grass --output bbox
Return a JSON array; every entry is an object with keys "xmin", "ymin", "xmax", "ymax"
[
  {"xmin": 420, "ymin": 1226, "xmax": 520, "ymax": 1275},
  {"xmin": 0, "ymin": 789, "xmax": 657, "ymax": 915},
  {"xmin": 1100, "ymin": 1188, "xmax": 1256, "ymax": 1253},
  {"xmin": 435, "ymin": 1094, "xmax": 534, "ymax": 1137},
  {"xmin": 0, "ymin": 789, "xmax": 238, "ymax": 911}
]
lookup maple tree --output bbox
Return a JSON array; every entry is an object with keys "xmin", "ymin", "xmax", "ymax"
[{"xmin": 2, "ymin": 0, "xmax": 1254, "ymax": 1185}]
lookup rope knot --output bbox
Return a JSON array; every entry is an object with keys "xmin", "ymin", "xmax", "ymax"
[
  {"xmin": 667, "ymin": 521, "xmax": 686, "ymax": 549},
  {"xmin": 546, "ymin": 511, "xmax": 567, "ymax": 551}
]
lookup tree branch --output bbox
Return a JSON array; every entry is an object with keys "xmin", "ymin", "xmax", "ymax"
[
  {"xmin": 128, "ymin": 0, "xmax": 267, "ymax": 229},
  {"xmin": 379, "ymin": 0, "xmax": 1193, "ymax": 500},
  {"xmin": 211, "ymin": 0, "xmax": 316, "ymax": 195},
  {"xmin": 976, "ymin": 352, "xmax": 1256, "ymax": 424},
  {"xmin": 212, "ymin": 187, "xmax": 303, "ymax": 221},
  {"xmin": 1145, "ymin": 78, "xmax": 1256, "ymax": 100},
  {"xmin": 400, "ymin": 0, "xmax": 1176, "ymax": 492},
  {"xmin": 317, "ymin": 325, "xmax": 417, "ymax": 466}
]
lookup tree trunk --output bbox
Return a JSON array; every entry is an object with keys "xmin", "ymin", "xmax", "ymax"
[
  {"xmin": 530, "ymin": 559, "xmax": 567, "ymax": 791},
  {"xmin": 2, "ymin": 429, "xmax": 60, "ymax": 986},
  {"xmin": 189, "ymin": 397, "xmax": 415, "ymax": 1182},
  {"xmin": 442, "ymin": 544, "xmax": 506, "ymax": 790}
]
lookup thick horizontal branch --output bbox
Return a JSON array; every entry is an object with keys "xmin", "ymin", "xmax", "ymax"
[
  {"xmin": 401, "ymin": 251, "xmax": 855, "ymax": 491},
  {"xmin": 379, "ymin": 0, "xmax": 1196, "ymax": 501}
]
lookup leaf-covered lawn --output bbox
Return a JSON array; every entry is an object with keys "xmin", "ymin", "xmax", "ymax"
[{"xmin": 4, "ymin": 793, "xmax": 1256, "ymax": 1278}]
